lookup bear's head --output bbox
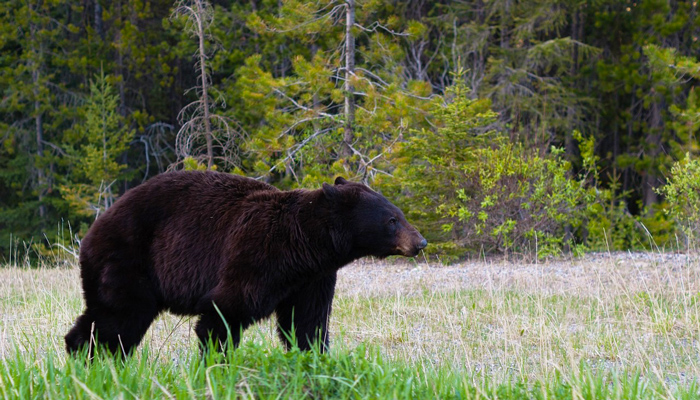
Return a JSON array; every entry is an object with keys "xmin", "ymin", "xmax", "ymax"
[{"xmin": 322, "ymin": 177, "xmax": 427, "ymax": 259}]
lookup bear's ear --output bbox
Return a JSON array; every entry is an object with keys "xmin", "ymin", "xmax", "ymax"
[
  {"xmin": 322, "ymin": 182, "xmax": 340, "ymax": 201},
  {"xmin": 334, "ymin": 176, "xmax": 348, "ymax": 185}
]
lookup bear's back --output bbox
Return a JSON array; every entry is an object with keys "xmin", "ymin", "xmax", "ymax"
[
  {"xmin": 84, "ymin": 171, "xmax": 276, "ymax": 243},
  {"xmin": 79, "ymin": 172, "xmax": 280, "ymax": 314}
]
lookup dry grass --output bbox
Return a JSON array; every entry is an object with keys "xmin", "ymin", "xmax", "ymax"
[
  {"xmin": 1, "ymin": 252, "xmax": 699, "ymax": 386},
  {"xmin": 336, "ymin": 253, "xmax": 700, "ymax": 384}
]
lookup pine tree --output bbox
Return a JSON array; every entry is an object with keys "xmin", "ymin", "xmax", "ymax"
[
  {"xmin": 235, "ymin": 0, "xmax": 434, "ymax": 186},
  {"xmin": 60, "ymin": 72, "xmax": 134, "ymax": 223},
  {"xmin": 0, "ymin": 0, "xmax": 77, "ymax": 258},
  {"xmin": 593, "ymin": 0, "xmax": 699, "ymax": 214}
]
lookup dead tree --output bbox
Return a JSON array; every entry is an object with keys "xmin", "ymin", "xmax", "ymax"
[{"xmin": 172, "ymin": 0, "xmax": 240, "ymax": 170}]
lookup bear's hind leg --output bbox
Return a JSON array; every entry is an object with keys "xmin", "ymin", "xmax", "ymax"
[
  {"xmin": 66, "ymin": 258, "xmax": 161, "ymax": 357},
  {"xmin": 65, "ymin": 311, "xmax": 98, "ymax": 355},
  {"xmin": 275, "ymin": 272, "xmax": 337, "ymax": 352},
  {"xmin": 65, "ymin": 305, "xmax": 159, "ymax": 357}
]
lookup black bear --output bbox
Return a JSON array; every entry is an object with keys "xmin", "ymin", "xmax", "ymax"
[{"xmin": 65, "ymin": 172, "xmax": 426, "ymax": 356}]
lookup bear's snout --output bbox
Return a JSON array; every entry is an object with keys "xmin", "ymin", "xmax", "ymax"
[{"xmin": 397, "ymin": 230, "xmax": 427, "ymax": 257}]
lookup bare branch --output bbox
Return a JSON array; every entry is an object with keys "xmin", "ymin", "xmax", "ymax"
[
  {"xmin": 266, "ymin": 4, "xmax": 344, "ymax": 33},
  {"xmin": 272, "ymin": 88, "xmax": 340, "ymax": 120},
  {"xmin": 354, "ymin": 21, "xmax": 409, "ymax": 37},
  {"xmin": 266, "ymin": 127, "xmax": 335, "ymax": 177}
]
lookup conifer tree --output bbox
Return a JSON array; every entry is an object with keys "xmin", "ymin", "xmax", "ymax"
[
  {"xmin": 60, "ymin": 72, "xmax": 134, "ymax": 221},
  {"xmin": 237, "ymin": 0, "xmax": 434, "ymax": 186},
  {"xmin": 0, "ymin": 0, "xmax": 76, "ymax": 257}
]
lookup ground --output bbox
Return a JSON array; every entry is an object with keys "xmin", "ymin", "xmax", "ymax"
[{"xmin": 1, "ymin": 252, "xmax": 699, "ymax": 385}]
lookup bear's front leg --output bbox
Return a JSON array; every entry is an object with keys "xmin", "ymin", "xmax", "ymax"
[
  {"xmin": 194, "ymin": 293, "xmax": 252, "ymax": 353},
  {"xmin": 275, "ymin": 272, "xmax": 337, "ymax": 352}
]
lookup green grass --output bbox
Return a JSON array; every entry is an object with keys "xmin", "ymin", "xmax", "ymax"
[
  {"xmin": 1, "ymin": 256, "xmax": 700, "ymax": 399},
  {"xmin": 2, "ymin": 341, "xmax": 698, "ymax": 399}
]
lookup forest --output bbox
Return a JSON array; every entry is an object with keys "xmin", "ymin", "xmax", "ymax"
[{"xmin": 1, "ymin": 0, "xmax": 699, "ymax": 261}]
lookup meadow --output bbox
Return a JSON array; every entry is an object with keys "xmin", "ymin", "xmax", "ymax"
[{"xmin": 1, "ymin": 253, "xmax": 699, "ymax": 399}]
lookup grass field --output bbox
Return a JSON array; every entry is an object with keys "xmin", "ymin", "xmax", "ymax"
[{"xmin": 1, "ymin": 253, "xmax": 699, "ymax": 399}]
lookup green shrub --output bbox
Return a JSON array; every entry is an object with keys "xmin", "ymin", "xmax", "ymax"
[
  {"xmin": 658, "ymin": 153, "xmax": 700, "ymax": 247},
  {"xmin": 182, "ymin": 156, "xmax": 217, "ymax": 171},
  {"xmin": 574, "ymin": 131, "xmax": 676, "ymax": 252},
  {"xmin": 578, "ymin": 156, "xmax": 648, "ymax": 252},
  {"xmin": 378, "ymin": 81, "xmax": 589, "ymax": 259},
  {"xmin": 451, "ymin": 143, "xmax": 589, "ymax": 257},
  {"xmin": 583, "ymin": 196, "xmax": 674, "ymax": 252}
]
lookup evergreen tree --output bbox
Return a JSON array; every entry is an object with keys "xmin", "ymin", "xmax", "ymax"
[
  {"xmin": 234, "ymin": 0, "xmax": 434, "ymax": 186},
  {"xmin": 0, "ymin": 0, "xmax": 77, "ymax": 258},
  {"xmin": 60, "ymin": 72, "xmax": 134, "ymax": 225},
  {"xmin": 1, "ymin": 0, "xmax": 699, "ymax": 259}
]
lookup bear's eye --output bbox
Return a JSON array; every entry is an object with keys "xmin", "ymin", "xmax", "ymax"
[{"xmin": 388, "ymin": 217, "xmax": 397, "ymax": 225}]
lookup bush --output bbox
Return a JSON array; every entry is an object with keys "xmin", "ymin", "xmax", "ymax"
[
  {"xmin": 658, "ymin": 153, "xmax": 700, "ymax": 247},
  {"xmin": 460, "ymin": 144, "xmax": 590, "ymax": 257},
  {"xmin": 378, "ymin": 81, "xmax": 589, "ymax": 259}
]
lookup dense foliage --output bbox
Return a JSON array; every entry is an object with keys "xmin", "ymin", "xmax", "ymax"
[
  {"xmin": 380, "ymin": 80, "xmax": 590, "ymax": 258},
  {"xmin": 1, "ymin": 0, "xmax": 699, "ymax": 259},
  {"xmin": 660, "ymin": 154, "xmax": 700, "ymax": 246}
]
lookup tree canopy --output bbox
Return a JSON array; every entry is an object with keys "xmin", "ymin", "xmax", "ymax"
[{"xmin": 1, "ymin": 0, "xmax": 699, "ymax": 260}]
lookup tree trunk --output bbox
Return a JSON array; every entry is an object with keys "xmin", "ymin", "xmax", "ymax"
[
  {"xmin": 623, "ymin": 90, "xmax": 635, "ymax": 196},
  {"xmin": 250, "ymin": 0, "xmax": 260, "ymax": 54},
  {"xmin": 500, "ymin": 0, "xmax": 510, "ymax": 50},
  {"xmin": 565, "ymin": 8, "xmax": 580, "ymax": 160},
  {"xmin": 472, "ymin": 0, "xmax": 486, "ymax": 94},
  {"xmin": 342, "ymin": 0, "xmax": 355, "ymax": 159},
  {"xmin": 115, "ymin": 1, "xmax": 127, "ymax": 118},
  {"xmin": 564, "ymin": 13, "xmax": 578, "ymax": 252},
  {"xmin": 29, "ymin": 3, "xmax": 47, "ymax": 223},
  {"xmin": 195, "ymin": 0, "xmax": 214, "ymax": 170},
  {"xmin": 643, "ymin": 97, "xmax": 663, "ymax": 213},
  {"xmin": 94, "ymin": 0, "xmax": 104, "ymax": 40},
  {"xmin": 33, "ymin": 70, "xmax": 46, "ymax": 221}
]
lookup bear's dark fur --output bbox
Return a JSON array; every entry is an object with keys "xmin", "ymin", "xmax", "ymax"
[{"xmin": 65, "ymin": 171, "xmax": 426, "ymax": 356}]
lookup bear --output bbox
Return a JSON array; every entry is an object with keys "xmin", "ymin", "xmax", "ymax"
[{"xmin": 65, "ymin": 171, "xmax": 426, "ymax": 356}]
